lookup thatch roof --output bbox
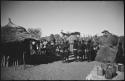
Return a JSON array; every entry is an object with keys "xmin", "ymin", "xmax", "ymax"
[
  {"xmin": 1, "ymin": 18, "xmax": 38, "ymax": 43},
  {"xmin": 61, "ymin": 31, "xmax": 80, "ymax": 37}
]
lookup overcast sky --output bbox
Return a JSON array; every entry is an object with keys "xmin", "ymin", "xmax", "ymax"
[{"xmin": 1, "ymin": 1, "xmax": 124, "ymax": 37}]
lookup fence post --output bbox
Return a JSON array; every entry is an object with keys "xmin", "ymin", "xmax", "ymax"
[{"xmin": 23, "ymin": 52, "xmax": 26, "ymax": 70}]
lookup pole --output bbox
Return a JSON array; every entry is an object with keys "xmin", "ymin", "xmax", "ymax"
[{"xmin": 23, "ymin": 52, "xmax": 26, "ymax": 69}]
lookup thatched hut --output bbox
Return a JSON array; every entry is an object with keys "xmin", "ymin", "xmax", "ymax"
[
  {"xmin": 1, "ymin": 18, "xmax": 38, "ymax": 43},
  {"xmin": 1, "ymin": 18, "xmax": 39, "ymax": 67}
]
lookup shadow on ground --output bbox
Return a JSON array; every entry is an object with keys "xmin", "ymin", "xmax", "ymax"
[{"xmin": 26, "ymin": 55, "xmax": 62, "ymax": 65}]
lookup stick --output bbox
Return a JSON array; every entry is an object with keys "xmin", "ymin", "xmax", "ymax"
[{"xmin": 23, "ymin": 52, "xmax": 26, "ymax": 70}]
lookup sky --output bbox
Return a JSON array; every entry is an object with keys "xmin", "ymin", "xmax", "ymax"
[{"xmin": 1, "ymin": 1, "xmax": 124, "ymax": 37}]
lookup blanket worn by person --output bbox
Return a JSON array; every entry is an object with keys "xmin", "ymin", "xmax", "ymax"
[{"xmin": 95, "ymin": 33, "xmax": 119, "ymax": 63}]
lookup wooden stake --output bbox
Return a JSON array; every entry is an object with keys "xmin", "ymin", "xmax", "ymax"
[{"xmin": 23, "ymin": 52, "xmax": 26, "ymax": 70}]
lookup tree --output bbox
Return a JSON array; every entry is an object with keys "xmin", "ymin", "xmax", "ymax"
[
  {"xmin": 28, "ymin": 28, "xmax": 41, "ymax": 39},
  {"xmin": 50, "ymin": 34, "xmax": 55, "ymax": 42},
  {"xmin": 54, "ymin": 34, "xmax": 60, "ymax": 41},
  {"xmin": 54, "ymin": 34, "xmax": 63, "ymax": 44}
]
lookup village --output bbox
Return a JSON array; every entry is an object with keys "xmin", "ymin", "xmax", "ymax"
[
  {"xmin": 1, "ymin": 18, "xmax": 124, "ymax": 80},
  {"xmin": 1, "ymin": 1, "xmax": 124, "ymax": 80}
]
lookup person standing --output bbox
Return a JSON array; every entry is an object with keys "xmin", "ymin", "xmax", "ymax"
[{"xmin": 95, "ymin": 30, "xmax": 119, "ymax": 63}]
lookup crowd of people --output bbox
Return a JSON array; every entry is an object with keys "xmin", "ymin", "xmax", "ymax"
[
  {"xmin": 1, "ymin": 30, "xmax": 124, "ymax": 67},
  {"xmin": 30, "ymin": 30, "xmax": 124, "ymax": 64},
  {"xmin": 31, "ymin": 35, "xmax": 99, "ymax": 63}
]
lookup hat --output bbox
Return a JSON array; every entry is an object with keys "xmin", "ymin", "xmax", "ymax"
[{"xmin": 102, "ymin": 30, "xmax": 110, "ymax": 33}]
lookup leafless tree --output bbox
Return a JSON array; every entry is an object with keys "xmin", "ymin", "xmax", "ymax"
[{"xmin": 28, "ymin": 28, "xmax": 41, "ymax": 39}]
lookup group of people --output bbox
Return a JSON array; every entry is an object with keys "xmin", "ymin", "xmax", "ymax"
[
  {"xmin": 30, "ymin": 37, "xmax": 98, "ymax": 63},
  {"xmin": 31, "ymin": 30, "xmax": 124, "ymax": 64},
  {"xmin": 1, "ymin": 30, "xmax": 124, "ymax": 67}
]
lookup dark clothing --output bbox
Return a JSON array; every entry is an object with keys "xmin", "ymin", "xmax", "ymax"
[
  {"xmin": 99, "ymin": 34, "xmax": 118, "ymax": 47},
  {"xmin": 73, "ymin": 41, "xmax": 78, "ymax": 49},
  {"xmin": 63, "ymin": 42, "xmax": 69, "ymax": 50}
]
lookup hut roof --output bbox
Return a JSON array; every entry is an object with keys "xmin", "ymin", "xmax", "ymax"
[{"xmin": 1, "ymin": 18, "xmax": 38, "ymax": 43}]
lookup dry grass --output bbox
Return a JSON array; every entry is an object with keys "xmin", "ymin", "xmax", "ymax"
[{"xmin": 1, "ymin": 61, "xmax": 101, "ymax": 80}]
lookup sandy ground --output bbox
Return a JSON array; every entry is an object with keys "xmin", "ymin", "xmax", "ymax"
[{"xmin": 0, "ymin": 61, "xmax": 120, "ymax": 80}]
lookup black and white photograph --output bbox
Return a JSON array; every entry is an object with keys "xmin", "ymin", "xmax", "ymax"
[{"xmin": 1, "ymin": 1, "xmax": 124, "ymax": 80}]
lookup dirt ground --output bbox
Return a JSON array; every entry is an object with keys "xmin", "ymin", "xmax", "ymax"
[{"xmin": 0, "ymin": 61, "xmax": 121, "ymax": 80}]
